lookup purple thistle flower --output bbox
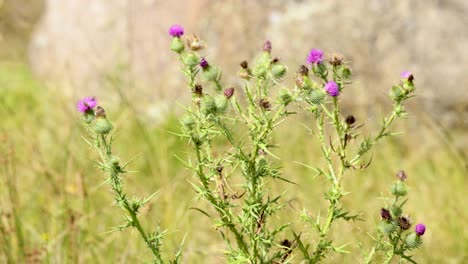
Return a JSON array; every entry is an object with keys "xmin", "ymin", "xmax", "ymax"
[
  {"xmin": 415, "ymin": 224, "xmax": 426, "ymax": 236},
  {"xmin": 307, "ymin": 49, "xmax": 324, "ymax": 64},
  {"xmin": 263, "ymin": 40, "xmax": 272, "ymax": 52},
  {"xmin": 401, "ymin": 71, "xmax": 412, "ymax": 79},
  {"xmin": 168, "ymin": 24, "xmax": 184, "ymax": 37},
  {"xmin": 324, "ymin": 81, "xmax": 339, "ymax": 97},
  {"xmin": 200, "ymin": 57, "xmax": 209, "ymax": 69},
  {"xmin": 77, "ymin": 97, "xmax": 97, "ymax": 113}
]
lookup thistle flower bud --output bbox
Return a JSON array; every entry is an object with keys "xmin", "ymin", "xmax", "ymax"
[
  {"xmin": 390, "ymin": 205, "xmax": 403, "ymax": 218},
  {"xmin": 380, "ymin": 221, "xmax": 397, "ymax": 235},
  {"xmin": 405, "ymin": 233, "xmax": 422, "ymax": 249},
  {"xmin": 93, "ymin": 117, "xmax": 113, "ymax": 135},
  {"xmin": 109, "ymin": 155, "xmax": 120, "ymax": 168},
  {"xmin": 201, "ymin": 96, "xmax": 218, "ymax": 116},
  {"xmin": 215, "ymin": 95, "xmax": 228, "ymax": 114},
  {"xmin": 339, "ymin": 66, "xmax": 352, "ymax": 79},
  {"xmin": 92, "ymin": 106, "xmax": 113, "ymax": 134},
  {"xmin": 170, "ymin": 37, "xmax": 185, "ymax": 53},
  {"xmin": 278, "ymin": 89, "xmax": 293, "ymax": 106},
  {"xmin": 307, "ymin": 90, "xmax": 326, "ymax": 105},
  {"xmin": 182, "ymin": 52, "xmax": 200, "ymax": 66},
  {"xmin": 181, "ymin": 115, "xmax": 196, "ymax": 131},
  {"xmin": 271, "ymin": 63, "xmax": 287, "ymax": 79},
  {"xmin": 224, "ymin": 87, "xmax": 235, "ymax": 99},
  {"xmin": 391, "ymin": 181, "xmax": 407, "ymax": 196},
  {"xmin": 263, "ymin": 40, "xmax": 272, "ymax": 53},
  {"xmin": 199, "ymin": 57, "xmax": 209, "ymax": 69}
]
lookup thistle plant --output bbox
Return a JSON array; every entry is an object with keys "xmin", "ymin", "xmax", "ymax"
[
  {"xmin": 363, "ymin": 171, "xmax": 427, "ymax": 263},
  {"xmin": 168, "ymin": 24, "xmax": 426, "ymax": 263},
  {"xmin": 77, "ymin": 97, "xmax": 183, "ymax": 264},
  {"xmin": 77, "ymin": 24, "xmax": 427, "ymax": 263},
  {"xmin": 290, "ymin": 51, "xmax": 419, "ymax": 262},
  {"xmin": 172, "ymin": 24, "xmax": 294, "ymax": 262}
]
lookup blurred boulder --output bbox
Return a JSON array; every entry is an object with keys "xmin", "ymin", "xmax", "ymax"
[{"xmin": 29, "ymin": 0, "xmax": 468, "ymax": 127}]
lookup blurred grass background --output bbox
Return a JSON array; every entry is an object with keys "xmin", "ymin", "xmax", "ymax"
[{"xmin": 1, "ymin": 0, "xmax": 467, "ymax": 263}]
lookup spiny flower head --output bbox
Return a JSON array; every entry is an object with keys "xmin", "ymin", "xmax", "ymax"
[
  {"xmin": 77, "ymin": 97, "xmax": 97, "ymax": 113},
  {"xmin": 168, "ymin": 24, "xmax": 184, "ymax": 37},
  {"xmin": 415, "ymin": 223, "xmax": 426, "ymax": 236},
  {"xmin": 307, "ymin": 49, "xmax": 324, "ymax": 65},
  {"xmin": 324, "ymin": 81, "xmax": 339, "ymax": 97}
]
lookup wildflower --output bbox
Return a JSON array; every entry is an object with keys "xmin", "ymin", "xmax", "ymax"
[
  {"xmin": 298, "ymin": 65, "xmax": 309, "ymax": 76},
  {"xmin": 193, "ymin": 84, "xmax": 203, "ymax": 97},
  {"xmin": 415, "ymin": 223, "xmax": 426, "ymax": 236},
  {"xmin": 168, "ymin": 24, "xmax": 184, "ymax": 37},
  {"xmin": 345, "ymin": 115, "xmax": 356, "ymax": 125},
  {"xmin": 307, "ymin": 49, "xmax": 324, "ymax": 65},
  {"xmin": 380, "ymin": 208, "xmax": 392, "ymax": 221},
  {"xmin": 224, "ymin": 87, "xmax": 235, "ymax": 99},
  {"xmin": 324, "ymin": 81, "xmax": 339, "ymax": 97},
  {"xmin": 398, "ymin": 216, "xmax": 412, "ymax": 230},
  {"xmin": 200, "ymin": 57, "xmax": 209, "ymax": 69},
  {"xmin": 263, "ymin": 40, "xmax": 272, "ymax": 53},
  {"xmin": 186, "ymin": 34, "xmax": 205, "ymax": 51},
  {"xmin": 259, "ymin": 98, "xmax": 271, "ymax": 110},
  {"xmin": 328, "ymin": 52, "xmax": 344, "ymax": 66},
  {"xmin": 396, "ymin": 170, "xmax": 407, "ymax": 181},
  {"xmin": 240, "ymin": 61, "xmax": 249, "ymax": 69},
  {"xmin": 77, "ymin": 97, "xmax": 97, "ymax": 113},
  {"xmin": 401, "ymin": 71, "xmax": 413, "ymax": 80}
]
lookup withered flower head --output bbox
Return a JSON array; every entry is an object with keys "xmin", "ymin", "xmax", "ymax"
[
  {"xmin": 263, "ymin": 40, "xmax": 272, "ymax": 53},
  {"xmin": 240, "ymin": 61, "xmax": 249, "ymax": 69},
  {"xmin": 345, "ymin": 115, "xmax": 356, "ymax": 125},
  {"xmin": 193, "ymin": 84, "xmax": 203, "ymax": 97},
  {"xmin": 259, "ymin": 98, "xmax": 271, "ymax": 110},
  {"xmin": 298, "ymin": 65, "xmax": 309, "ymax": 76},
  {"xmin": 380, "ymin": 208, "xmax": 392, "ymax": 221},
  {"xmin": 396, "ymin": 170, "xmax": 407, "ymax": 181},
  {"xmin": 186, "ymin": 34, "xmax": 205, "ymax": 51},
  {"xmin": 95, "ymin": 106, "xmax": 107, "ymax": 118},
  {"xmin": 398, "ymin": 216, "xmax": 412, "ymax": 230},
  {"xmin": 328, "ymin": 52, "xmax": 344, "ymax": 66}
]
